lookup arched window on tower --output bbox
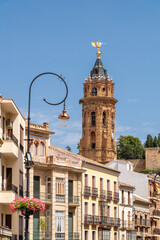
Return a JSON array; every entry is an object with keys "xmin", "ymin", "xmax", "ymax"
[
  {"xmin": 40, "ymin": 141, "xmax": 45, "ymax": 156},
  {"xmin": 91, "ymin": 112, "xmax": 96, "ymax": 126},
  {"xmin": 34, "ymin": 140, "xmax": 39, "ymax": 156},
  {"xmin": 103, "ymin": 112, "xmax": 106, "ymax": 126},
  {"xmin": 91, "ymin": 131, "xmax": 96, "ymax": 149},
  {"xmin": 92, "ymin": 88, "xmax": 97, "ymax": 96}
]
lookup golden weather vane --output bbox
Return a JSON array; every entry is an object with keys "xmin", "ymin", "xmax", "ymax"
[{"xmin": 91, "ymin": 40, "xmax": 107, "ymax": 58}]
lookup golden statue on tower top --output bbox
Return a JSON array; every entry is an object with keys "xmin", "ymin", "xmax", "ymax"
[{"xmin": 91, "ymin": 40, "xmax": 106, "ymax": 58}]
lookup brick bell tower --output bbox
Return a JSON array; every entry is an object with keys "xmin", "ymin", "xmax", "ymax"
[{"xmin": 79, "ymin": 41, "xmax": 118, "ymax": 163}]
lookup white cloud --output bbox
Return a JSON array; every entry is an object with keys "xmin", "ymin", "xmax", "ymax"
[{"xmin": 128, "ymin": 98, "xmax": 139, "ymax": 103}]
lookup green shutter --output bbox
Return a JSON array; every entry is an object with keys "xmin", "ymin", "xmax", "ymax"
[
  {"xmin": 34, "ymin": 176, "xmax": 40, "ymax": 198},
  {"xmin": 68, "ymin": 212, "xmax": 73, "ymax": 240},
  {"xmin": 33, "ymin": 212, "xmax": 39, "ymax": 240},
  {"xmin": 68, "ymin": 180, "xmax": 73, "ymax": 203}
]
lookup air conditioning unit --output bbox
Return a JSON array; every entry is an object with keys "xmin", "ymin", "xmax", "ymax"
[{"xmin": 6, "ymin": 119, "xmax": 13, "ymax": 128}]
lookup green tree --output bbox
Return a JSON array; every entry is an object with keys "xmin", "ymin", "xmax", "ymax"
[
  {"xmin": 117, "ymin": 135, "xmax": 144, "ymax": 159},
  {"xmin": 153, "ymin": 136, "xmax": 158, "ymax": 147},
  {"xmin": 144, "ymin": 134, "xmax": 153, "ymax": 147},
  {"xmin": 66, "ymin": 146, "xmax": 72, "ymax": 151},
  {"xmin": 158, "ymin": 133, "xmax": 160, "ymax": 147}
]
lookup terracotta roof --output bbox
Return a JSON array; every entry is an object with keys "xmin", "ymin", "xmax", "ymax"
[
  {"xmin": 50, "ymin": 145, "xmax": 120, "ymax": 174},
  {"xmin": 133, "ymin": 195, "xmax": 150, "ymax": 204},
  {"xmin": 119, "ymin": 181, "xmax": 135, "ymax": 189}
]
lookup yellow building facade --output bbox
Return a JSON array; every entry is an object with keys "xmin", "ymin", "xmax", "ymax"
[
  {"xmin": 82, "ymin": 159, "xmax": 120, "ymax": 240},
  {"xmin": 0, "ymin": 97, "xmax": 25, "ymax": 240}
]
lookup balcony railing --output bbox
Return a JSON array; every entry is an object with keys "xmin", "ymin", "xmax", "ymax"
[
  {"xmin": 33, "ymin": 231, "xmax": 51, "ymax": 240},
  {"xmin": 120, "ymin": 220, "xmax": 133, "ymax": 229},
  {"xmin": 113, "ymin": 218, "xmax": 120, "ymax": 227},
  {"xmin": 55, "ymin": 233, "xmax": 65, "ymax": 240},
  {"xmin": 84, "ymin": 186, "xmax": 91, "ymax": 196},
  {"xmin": 84, "ymin": 214, "xmax": 93, "ymax": 225},
  {"xmin": 99, "ymin": 190, "xmax": 106, "ymax": 199},
  {"xmin": 113, "ymin": 192, "xmax": 119, "ymax": 202},
  {"xmin": 92, "ymin": 215, "xmax": 99, "ymax": 225},
  {"xmin": 3, "ymin": 134, "xmax": 18, "ymax": 147},
  {"xmin": 153, "ymin": 210, "xmax": 160, "ymax": 217},
  {"xmin": 69, "ymin": 196, "xmax": 79, "ymax": 205},
  {"xmin": 39, "ymin": 192, "xmax": 52, "ymax": 202},
  {"xmin": 99, "ymin": 216, "xmax": 113, "ymax": 226},
  {"xmin": 153, "ymin": 228, "xmax": 160, "ymax": 235},
  {"xmin": 56, "ymin": 194, "xmax": 65, "ymax": 203},
  {"xmin": 19, "ymin": 185, "xmax": 23, "ymax": 197},
  {"xmin": 92, "ymin": 187, "xmax": 98, "ymax": 197},
  {"xmin": 68, "ymin": 232, "xmax": 80, "ymax": 240},
  {"xmin": 106, "ymin": 191, "xmax": 112, "ymax": 200},
  {"xmin": 6, "ymin": 184, "xmax": 18, "ymax": 194}
]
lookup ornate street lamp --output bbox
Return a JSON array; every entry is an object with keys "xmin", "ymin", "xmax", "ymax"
[{"xmin": 25, "ymin": 72, "xmax": 69, "ymax": 240}]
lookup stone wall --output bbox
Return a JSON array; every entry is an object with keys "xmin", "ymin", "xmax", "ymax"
[
  {"xmin": 118, "ymin": 159, "xmax": 145, "ymax": 172},
  {"xmin": 145, "ymin": 147, "xmax": 160, "ymax": 170}
]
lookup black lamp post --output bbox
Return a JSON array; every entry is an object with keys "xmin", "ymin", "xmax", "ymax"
[{"xmin": 25, "ymin": 72, "xmax": 69, "ymax": 240}]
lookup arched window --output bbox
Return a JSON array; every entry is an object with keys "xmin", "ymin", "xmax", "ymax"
[
  {"xmin": 91, "ymin": 131, "xmax": 96, "ymax": 149},
  {"xmin": 40, "ymin": 142, "xmax": 45, "ymax": 156},
  {"xmin": 103, "ymin": 112, "xmax": 106, "ymax": 126},
  {"xmin": 92, "ymin": 88, "xmax": 97, "ymax": 96},
  {"xmin": 30, "ymin": 142, "xmax": 33, "ymax": 154},
  {"xmin": 91, "ymin": 112, "xmax": 96, "ymax": 126},
  {"xmin": 34, "ymin": 140, "xmax": 39, "ymax": 156}
]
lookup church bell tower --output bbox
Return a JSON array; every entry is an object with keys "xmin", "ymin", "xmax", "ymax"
[{"xmin": 79, "ymin": 41, "xmax": 118, "ymax": 163}]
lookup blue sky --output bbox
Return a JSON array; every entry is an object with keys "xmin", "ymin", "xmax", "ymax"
[{"xmin": 0, "ymin": 0, "xmax": 160, "ymax": 153}]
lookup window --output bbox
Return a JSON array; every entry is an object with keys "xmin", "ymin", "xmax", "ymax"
[
  {"xmin": 128, "ymin": 191, "xmax": 130, "ymax": 205},
  {"xmin": 56, "ymin": 178, "xmax": 65, "ymax": 202},
  {"xmin": 92, "ymin": 203, "xmax": 96, "ymax": 216},
  {"xmin": 114, "ymin": 232, "xmax": 117, "ymax": 240},
  {"xmin": 107, "ymin": 206, "xmax": 110, "ymax": 218},
  {"xmin": 122, "ymin": 190, "xmax": 124, "ymax": 204},
  {"xmin": 92, "ymin": 176, "xmax": 96, "ymax": 189},
  {"xmin": 19, "ymin": 170, "xmax": 23, "ymax": 197},
  {"xmin": 46, "ymin": 177, "xmax": 51, "ymax": 200},
  {"xmin": 85, "ymin": 202, "xmax": 88, "ymax": 215},
  {"xmin": 91, "ymin": 131, "xmax": 96, "ymax": 149},
  {"xmin": 20, "ymin": 125, "xmax": 24, "ymax": 149},
  {"xmin": 107, "ymin": 179, "xmax": 110, "ymax": 192},
  {"xmin": 5, "ymin": 214, "xmax": 11, "ymax": 229},
  {"xmin": 92, "ymin": 88, "xmax": 97, "ymax": 96},
  {"xmin": 114, "ymin": 181, "xmax": 117, "ymax": 193},
  {"xmin": 55, "ymin": 211, "xmax": 64, "ymax": 233},
  {"xmin": 46, "ymin": 210, "xmax": 51, "ymax": 239},
  {"xmin": 92, "ymin": 231, "xmax": 96, "ymax": 240},
  {"xmin": 1, "ymin": 213, "xmax": 3, "ymax": 226},
  {"xmin": 100, "ymin": 178, "xmax": 103, "ymax": 193},
  {"xmin": 91, "ymin": 112, "xmax": 96, "ymax": 126},
  {"xmin": 2, "ymin": 165, "xmax": 4, "ymax": 190},
  {"xmin": 85, "ymin": 231, "xmax": 88, "ymax": 240},
  {"xmin": 34, "ymin": 140, "xmax": 39, "ymax": 156},
  {"xmin": 103, "ymin": 112, "xmax": 106, "ymax": 126},
  {"xmin": 19, "ymin": 216, "xmax": 23, "ymax": 237},
  {"xmin": 40, "ymin": 142, "xmax": 45, "ymax": 156}
]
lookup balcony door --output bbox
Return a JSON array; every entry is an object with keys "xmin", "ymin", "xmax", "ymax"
[
  {"xmin": 68, "ymin": 180, "xmax": 73, "ymax": 203},
  {"xmin": 6, "ymin": 168, "xmax": 12, "ymax": 190},
  {"xmin": 5, "ymin": 214, "xmax": 11, "ymax": 229},
  {"xmin": 68, "ymin": 212, "xmax": 73, "ymax": 240},
  {"xmin": 2, "ymin": 165, "xmax": 4, "ymax": 190},
  {"xmin": 33, "ymin": 212, "xmax": 39, "ymax": 240}
]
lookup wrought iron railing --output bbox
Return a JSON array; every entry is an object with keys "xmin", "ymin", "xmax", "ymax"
[
  {"xmin": 153, "ymin": 209, "xmax": 160, "ymax": 216},
  {"xmin": 55, "ymin": 233, "xmax": 65, "ymax": 240},
  {"xmin": 69, "ymin": 196, "xmax": 79, "ymax": 205},
  {"xmin": 99, "ymin": 190, "xmax": 106, "ymax": 199},
  {"xmin": 6, "ymin": 184, "xmax": 18, "ymax": 194},
  {"xmin": 99, "ymin": 216, "xmax": 113, "ymax": 226},
  {"xmin": 19, "ymin": 143, "xmax": 24, "ymax": 152},
  {"xmin": 92, "ymin": 187, "xmax": 98, "ymax": 197},
  {"xmin": 113, "ymin": 192, "xmax": 119, "ymax": 202},
  {"xmin": 106, "ymin": 191, "xmax": 112, "ymax": 200},
  {"xmin": 153, "ymin": 228, "xmax": 160, "ymax": 235},
  {"xmin": 3, "ymin": 134, "xmax": 18, "ymax": 146},
  {"xmin": 92, "ymin": 215, "xmax": 99, "ymax": 225},
  {"xmin": 68, "ymin": 232, "xmax": 80, "ymax": 240},
  {"xmin": 84, "ymin": 186, "xmax": 91, "ymax": 196},
  {"xmin": 84, "ymin": 214, "xmax": 93, "ymax": 224}
]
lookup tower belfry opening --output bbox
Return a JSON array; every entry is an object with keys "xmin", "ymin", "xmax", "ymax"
[{"xmin": 79, "ymin": 41, "xmax": 118, "ymax": 163}]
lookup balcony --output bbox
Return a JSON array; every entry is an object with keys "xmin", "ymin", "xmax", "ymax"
[
  {"xmin": 113, "ymin": 192, "xmax": 119, "ymax": 202},
  {"xmin": 91, "ymin": 215, "xmax": 99, "ymax": 225},
  {"xmin": 0, "ymin": 226, "xmax": 12, "ymax": 237},
  {"xmin": 120, "ymin": 220, "xmax": 133, "ymax": 229},
  {"xmin": 152, "ymin": 210, "xmax": 160, "ymax": 217},
  {"xmin": 84, "ymin": 186, "xmax": 91, "ymax": 196},
  {"xmin": 55, "ymin": 233, "xmax": 65, "ymax": 240},
  {"xmin": 153, "ymin": 228, "xmax": 160, "ymax": 235},
  {"xmin": 68, "ymin": 232, "xmax": 80, "ymax": 240},
  {"xmin": 135, "ymin": 218, "xmax": 146, "ymax": 226},
  {"xmin": 84, "ymin": 214, "xmax": 93, "ymax": 225},
  {"xmin": 106, "ymin": 191, "xmax": 112, "ymax": 201},
  {"xmin": 40, "ymin": 192, "xmax": 52, "ymax": 203},
  {"xmin": 99, "ymin": 216, "xmax": 113, "ymax": 226},
  {"xmin": 69, "ymin": 196, "xmax": 80, "ymax": 206},
  {"xmin": 1, "ymin": 134, "xmax": 18, "ymax": 159},
  {"xmin": 91, "ymin": 187, "xmax": 98, "ymax": 198},
  {"xmin": 99, "ymin": 190, "xmax": 106, "ymax": 200},
  {"xmin": 33, "ymin": 231, "xmax": 51, "ymax": 240},
  {"xmin": 19, "ymin": 143, "xmax": 24, "ymax": 153},
  {"xmin": 0, "ymin": 184, "xmax": 18, "ymax": 203},
  {"xmin": 113, "ymin": 218, "xmax": 120, "ymax": 227}
]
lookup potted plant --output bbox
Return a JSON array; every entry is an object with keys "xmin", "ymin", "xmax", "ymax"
[{"xmin": 10, "ymin": 197, "xmax": 45, "ymax": 216}]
